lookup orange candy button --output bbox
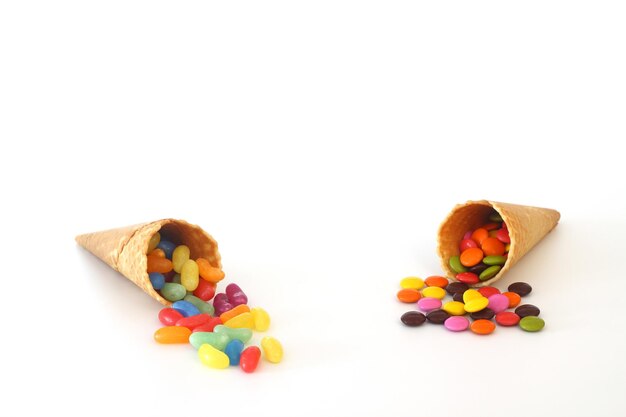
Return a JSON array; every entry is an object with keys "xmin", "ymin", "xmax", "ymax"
[
  {"xmin": 481, "ymin": 237, "xmax": 506, "ymax": 256},
  {"xmin": 397, "ymin": 288, "xmax": 421, "ymax": 303},
  {"xmin": 470, "ymin": 319, "xmax": 496, "ymax": 335},
  {"xmin": 460, "ymin": 248, "xmax": 484, "ymax": 267},
  {"xmin": 424, "ymin": 276, "xmax": 449, "ymax": 288},
  {"xmin": 502, "ymin": 291, "xmax": 522, "ymax": 308},
  {"xmin": 471, "ymin": 228, "xmax": 489, "ymax": 245}
]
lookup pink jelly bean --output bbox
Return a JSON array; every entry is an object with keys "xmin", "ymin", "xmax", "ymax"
[
  {"xmin": 459, "ymin": 239, "xmax": 478, "ymax": 252},
  {"xmin": 416, "ymin": 297, "xmax": 442, "ymax": 312},
  {"xmin": 496, "ymin": 228, "xmax": 510, "ymax": 243},
  {"xmin": 444, "ymin": 316, "xmax": 469, "ymax": 332},
  {"xmin": 487, "ymin": 294, "xmax": 510, "ymax": 313},
  {"xmin": 226, "ymin": 283, "xmax": 248, "ymax": 306}
]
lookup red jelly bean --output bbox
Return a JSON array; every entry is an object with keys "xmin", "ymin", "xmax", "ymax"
[
  {"xmin": 495, "ymin": 311, "xmax": 520, "ymax": 326},
  {"xmin": 194, "ymin": 279, "xmax": 217, "ymax": 301},
  {"xmin": 158, "ymin": 308, "xmax": 184, "ymax": 326},
  {"xmin": 240, "ymin": 346, "xmax": 261, "ymax": 373},
  {"xmin": 459, "ymin": 239, "xmax": 478, "ymax": 252},
  {"xmin": 496, "ymin": 228, "xmax": 511, "ymax": 243},
  {"xmin": 192, "ymin": 317, "xmax": 223, "ymax": 333},
  {"xmin": 456, "ymin": 272, "xmax": 479, "ymax": 284},
  {"xmin": 477, "ymin": 286, "xmax": 501, "ymax": 298},
  {"xmin": 176, "ymin": 313, "xmax": 212, "ymax": 330}
]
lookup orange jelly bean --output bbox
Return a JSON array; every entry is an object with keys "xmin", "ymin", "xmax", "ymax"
[
  {"xmin": 424, "ymin": 276, "xmax": 449, "ymax": 288},
  {"xmin": 219, "ymin": 304, "xmax": 251, "ymax": 323},
  {"xmin": 502, "ymin": 291, "xmax": 522, "ymax": 308},
  {"xmin": 149, "ymin": 248, "xmax": 166, "ymax": 258},
  {"xmin": 460, "ymin": 247, "xmax": 484, "ymax": 267},
  {"xmin": 154, "ymin": 326, "xmax": 192, "ymax": 343},
  {"xmin": 470, "ymin": 319, "xmax": 496, "ymax": 335},
  {"xmin": 147, "ymin": 255, "xmax": 173, "ymax": 273},
  {"xmin": 471, "ymin": 228, "xmax": 489, "ymax": 245},
  {"xmin": 197, "ymin": 258, "xmax": 225, "ymax": 283},
  {"xmin": 481, "ymin": 237, "xmax": 506, "ymax": 256},
  {"xmin": 397, "ymin": 288, "xmax": 421, "ymax": 303}
]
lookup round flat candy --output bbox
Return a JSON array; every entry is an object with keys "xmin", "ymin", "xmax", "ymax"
[
  {"xmin": 519, "ymin": 316, "xmax": 545, "ymax": 332},
  {"xmin": 417, "ymin": 297, "xmax": 442, "ymax": 313},
  {"xmin": 515, "ymin": 304, "xmax": 540, "ymax": 318},
  {"xmin": 444, "ymin": 316, "xmax": 469, "ymax": 332},
  {"xmin": 401, "ymin": 311, "xmax": 426, "ymax": 327},
  {"xmin": 508, "ymin": 282, "xmax": 532, "ymax": 296},
  {"xmin": 487, "ymin": 294, "xmax": 510, "ymax": 313}
]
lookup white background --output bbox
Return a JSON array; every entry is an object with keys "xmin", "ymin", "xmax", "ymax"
[{"xmin": 1, "ymin": 1, "xmax": 625, "ymax": 416}]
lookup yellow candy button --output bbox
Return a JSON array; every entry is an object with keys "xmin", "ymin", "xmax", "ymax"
[
  {"xmin": 464, "ymin": 297, "xmax": 489, "ymax": 313},
  {"xmin": 400, "ymin": 277, "xmax": 425, "ymax": 290},
  {"xmin": 443, "ymin": 301, "xmax": 466, "ymax": 316},
  {"xmin": 421, "ymin": 286, "xmax": 446, "ymax": 300},
  {"xmin": 463, "ymin": 289, "xmax": 482, "ymax": 303}
]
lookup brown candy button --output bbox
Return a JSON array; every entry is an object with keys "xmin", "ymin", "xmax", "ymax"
[
  {"xmin": 446, "ymin": 281, "xmax": 469, "ymax": 295},
  {"xmin": 515, "ymin": 304, "xmax": 540, "ymax": 318},
  {"xmin": 470, "ymin": 308, "xmax": 495, "ymax": 320},
  {"xmin": 426, "ymin": 309, "xmax": 450, "ymax": 324},
  {"xmin": 401, "ymin": 311, "xmax": 427, "ymax": 327},
  {"xmin": 508, "ymin": 282, "xmax": 532, "ymax": 297}
]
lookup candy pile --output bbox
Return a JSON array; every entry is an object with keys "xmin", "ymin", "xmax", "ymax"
[
  {"xmin": 397, "ymin": 276, "xmax": 545, "ymax": 334},
  {"xmin": 448, "ymin": 210, "xmax": 510, "ymax": 284},
  {"xmin": 147, "ymin": 232, "xmax": 283, "ymax": 371}
]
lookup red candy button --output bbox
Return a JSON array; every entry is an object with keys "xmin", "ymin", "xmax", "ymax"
[
  {"xmin": 495, "ymin": 311, "xmax": 520, "ymax": 326},
  {"xmin": 456, "ymin": 272, "xmax": 479, "ymax": 284},
  {"xmin": 478, "ymin": 286, "xmax": 500, "ymax": 298}
]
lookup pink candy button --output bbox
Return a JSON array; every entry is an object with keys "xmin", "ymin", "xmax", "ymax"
[
  {"xmin": 487, "ymin": 294, "xmax": 510, "ymax": 313},
  {"xmin": 417, "ymin": 297, "xmax": 442, "ymax": 312},
  {"xmin": 444, "ymin": 316, "xmax": 469, "ymax": 332}
]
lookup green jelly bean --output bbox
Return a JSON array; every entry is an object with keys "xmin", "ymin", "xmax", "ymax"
[
  {"xmin": 449, "ymin": 256, "xmax": 467, "ymax": 273},
  {"xmin": 489, "ymin": 212, "xmax": 503, "ymax": 222},
  {"xmin": 184, "ymin": 294, "xmax": 215, "ymax": 315},
  {"xmin": 214, "ymin": 325, "xmax": 253, "ymax": 344},
  {"xmin": 483, "ymin": 255, "xmax": 507, "ymax": 266},
  {"xmin": 172, "ymin": 274, "xmax": 181, "ymax": 284},
  {"xmin": 160, "ymin": 283, "xmax": 186, "ymax": 301},
  {"xmin": 479, "ymin": 265, "xmax": 501, "ymax": 281},
  {"xmin": 519, "ymin": 316, "xmax": 545, "ymax": 332},
  {"xmin": 189, "ymin": 332, "xmax": 230, "ymax": 350}
]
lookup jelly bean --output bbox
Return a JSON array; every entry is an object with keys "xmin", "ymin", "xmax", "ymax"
[
  {"xmin": 496, "ymin": 228, "xmax": 510, "ymax": 243},
  {"xmin": 181, "ymin": 259, "xmax": 200, "ymax": 291},
  {"xmin": 468, "ymin": 264, "xmax": 489, "ymax": 275},
  {"xmin": 194, "ymin": 279, "xmax": 216, "ymax": 301},
  {"xmin": 519, "ymin": 316, "xmax": 545, "ymax": 332},
  {"xmin": 149, "ymin": 273, "xmax": 165, "ymax": 290},
  {"xmin": 470, "ymin": 319, "xmax": 496, "ymax": 335},
  {"xmin": 148, "ymin": 232, "xmax": 160, "ymax": 253},
  {"xmin": 189, "ymin": 332, "xmax": 230, "ymax": 350},
  {"xmin": 442, "ymin": 301, "xmax": 466, "ymax": 316},
  {"xmin": 477, "ymin": 286, "xmax": 500, "ymax": 298},
  {"xmin": 226, "ymin": 283, "xmax": 248, "ymax": 306},
  {"xmin": 400, "ymin": 277, "xmax": 425, "ymax": 290},
  {"xmin": 515, "ymin": 304, "xmax": 540, "ymax": 318},
  {"xmin": 426, "ymin": 309, "xmax": 450, "ymax": 324},
  {"xmin": 479, "ymin": 265, "xmax": 501, "ymax": 281},
  {"xmin": 495, "ymin": 311, "xmax": 520, "ymax": 326},
  {"xmin": 156, "ymin": 240, "xmax": 176, "ymax": 259},
  {"xmin": 172, "ymin": 274, "xmax": 181, "ymax": 284},
  {"xmin": 470, "ymin": 308, "xmax": 495, "ymax": 320},
  {"xmin": 481, "ymin": 237, "xmax": 506, "ymax": 257},
  {"xmin": 489, "ymin": 211, "xmax": 503, "ymax": 222},
  {"xmin": 154, "ymin": 326, "xmax": 191, "ymax": 344},
  {"xmin": 464, "ymin": 297, "xmax": 489, "ymax": 313},
  {"xmin": 172, "ymin": 300, "xmax": 200, "ymax": 317},
  {"xmin": 225, "ymin": 339, "xmax": 244, "ymax": 366},
  {"xmin": 460, "ymin": 248, "xmax": 484, "ymax": 267},
  {"xmin": 224, "ymin": 312, "xmax": 254, "ymax": 329},
  {"xmin": 251, "ymin": 307, "xmax": 271, "ymax": 332},
  {"xmin": 197, "ymin": 258, "xmax": 225, "ymax": 283},
  {"xmin": 149, "ymin": 248, "xmax": 166, "ymax": 258},
  {"xmin": 421, "ymin": 286, "xmax": 446, "ymax": 300},
  {"xmin": 158, "ymin": 308, "xmax": 184, "ymax": 326},
  {"xmin": 147, "ymin": 255, "xmax": 173, "ymax": 273},
  {"xmin": 261, "ymin": 337, "xmax": 283, "ymax": 364},
  {"xmin": 471, "ymin": 228, "xmax": 489, "ymax": 245},
  {"xmin": 220, "ymin": 304, "xmax": 251, "ymax": 323},
  {"xmin": 172, "ymin": 245, "xmax": 190, "ymax": 273},
  {"xmin": 240, "ymin": 346, "xmax": 262, "ymax": 373},
  {"xmin": 444, "ymin": 316, "xmax": 469, "ymax": 332},
  {"xmin": 424, "ymin": 276, "xmax": 449, "ymax": 288},
  {"xmin": 214, "ymin": 325, "xmax": 253, "ymax": 344},
  {"xmin": 397, "ymin": 288, "xmax": 421, "ymax": 303},
  {"xmin": 449, "ymin": 256, "xmax": 468, "ymax": 273},
  {"xmin": 482, "ymin": 222, "xmax": 500, "ymax": 231},
  {"xmin": 456, "ymin": 272, "xmax": 479, "ymax": 284},
  {"xmin": 446, "ymin": 281, "xmax": 469, "ymax": 295},
  {"xmin": 176, "ymin": 313, "xmax": 212, "ymax": 330},
  {"xmin": 160, "ymin": 283, "xmax": 186, "ymax": 302},
  {"xmin": 401, "ymin": 311, "xmax": 426, "ymax": 326},
  {"xmin": 416, "ymin": 297, "xmax": 442, "ymax": 312},
  {"xmin": 483, "ymin": 255, "xmax": 506, "ymax": 266},
  {"xmin": 487, "ymin": 294, "xmax": 510, "ymax": 313},
  {"xmin": 508, "ymin": 282, "xmax": 532, "ymax": 296},
  {"xmin": 184, "ymin": 294, "xmax": 215, "ymax": 315},
  {"xmin": 502, "ymin": 291, "xmax": 521, "ymax": 308},
  {"xmin": 459, "ymin": 239, "xmax": 478, "ymax": 252},
  {"xmin": 193, "ymin": 317, "xmax": 223, "ymax": 333},
  {"xmin": 213, "ymin": 293, "xmax": 234, "ymax": 317},
  {"xmin": 198, "ymin": 343, "xmax": 230, "ymax": 369},
  {"xmin": 463, "ymin": 289, "xmax": 482, "ymax": 303}
]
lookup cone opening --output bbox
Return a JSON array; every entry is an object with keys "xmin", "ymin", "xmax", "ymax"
[{"xmin": 150, "ymin": 220, "xmax": 221, "ymax": 268}]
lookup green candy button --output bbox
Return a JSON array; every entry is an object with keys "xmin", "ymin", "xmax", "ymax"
[
  {"xmin": 519, "ymin": 316, "xmax": 545, "ymax": 332},
  {"xmin": 479, "ymin": 265, "xmax": 501, "ymax": 281}
]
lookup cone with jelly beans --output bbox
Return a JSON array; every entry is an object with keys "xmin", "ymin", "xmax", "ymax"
[{"xmin": 437, "ymin": 200, "xmax": 560, "ymax": 286}]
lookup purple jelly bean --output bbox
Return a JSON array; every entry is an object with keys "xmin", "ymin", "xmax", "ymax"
[
  {"xmin": 213, "ymin": 293, "xmax": 233, "ymax": 316},
  {"xmin": 226, "ymin": 283, "xmax": 248, "ymax": 306}
]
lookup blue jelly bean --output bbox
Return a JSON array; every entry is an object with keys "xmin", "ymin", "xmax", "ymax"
[
  {"xmin": 224, "ymin": 339, "xmax": 244, "ymax": 366},
  {"xmin": 149, "ymin": 273, "xmax": 165, "ymax": 290},
  {"xmin": 157, "ymin": 240, "xmax": 176, "ymax": 259},
  {"xmin": 171, "ymin": 300, "xmax": 200, "ymax": 317}
]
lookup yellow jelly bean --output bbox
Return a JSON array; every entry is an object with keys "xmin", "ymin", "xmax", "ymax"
[
  {"xmin": 181, "ymin": 259, "xmax": 199, "ymax": 291},
  {"xmin": 421, "ymin": 286, "xmax": 446, "ymax": 300},
  {"xmin": 261, "ymin": 336, "xmax": 283, "ymax": 364},
  {"xmin": 464, "ymin": 297, "xmax": 489, "ymax": 313},
  {"xmin": 224, "ymin": 312, "xmax": 255, "ymax": 329},
  {"xmin": 463, "ymin": 289, "xmax": 482, "ymax": 303},
  {"xmin": 148, "ymin": 232, "xmax": 160, "ymax": 253},
  {"xmin": 154, "ymin": 326, "xmax": 191, "ymax": 344},
  {"xmin": 442, "ymin": 301, "xmax": 466, "ymax": 316},
  {"xmin": 198, "ymin": 344, "xmax": 230, "ymax": 369},
  {"xmin": 400, "ymin": 277, "xmax": 424, "ymax": 290},
  {"xmin": 172, "ymin": 245, "xmax": 190, "ymax": 273},
  {"xmin": 251, "ymin": 307, "xmax": 271, "ymax": 332}
]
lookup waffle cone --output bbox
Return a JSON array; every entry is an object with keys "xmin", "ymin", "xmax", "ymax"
[
  {"xmin": 437, "ymin": 200, "xmax": 560, "ymax": 286},
  {"xmin": 76, "ymin": 219, "xmax": 221, "ymax": 305}
]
